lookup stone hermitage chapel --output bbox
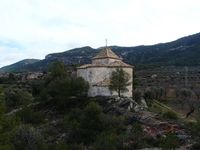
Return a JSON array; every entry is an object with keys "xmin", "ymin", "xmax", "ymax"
[{"xmin": 77, "ymin": 47, "xmax": 133, "ymax": 97}]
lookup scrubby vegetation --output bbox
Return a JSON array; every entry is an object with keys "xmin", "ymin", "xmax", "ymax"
[
  {"xmin": 0, "ymin": 61, "xmax": 199, "ymax": 149},
  {"xmin": 162, "ymin": 111, "xmax": 178, "ymax": 120}
]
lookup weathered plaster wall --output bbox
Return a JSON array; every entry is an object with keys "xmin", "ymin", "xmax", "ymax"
[
  {"xmin": 77, "ymin": 67, "xmax": 133, "ymax": 97},
  {"xmin": 122, "ymin": 68, "xmax": 133, "ymax": 97}
]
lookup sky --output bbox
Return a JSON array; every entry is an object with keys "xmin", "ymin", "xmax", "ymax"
[{"xmin": 0, "ymin": 0, "xmax": 200, "ymax": 67}]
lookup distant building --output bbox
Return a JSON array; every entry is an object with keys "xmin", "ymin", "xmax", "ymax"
[{"xmin": 77, "ymin": 47, "xmax": 133, "ymax": 97}]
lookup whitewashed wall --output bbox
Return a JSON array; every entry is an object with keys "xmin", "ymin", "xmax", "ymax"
[{"xmin": 77, "ymin": 67, "xmax": 133, "ymax": 97}]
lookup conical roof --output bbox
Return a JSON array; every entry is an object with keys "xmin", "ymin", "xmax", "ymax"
[{"xmin": 92, "ymin": 47, "xmax": 122, "ymax": 60}]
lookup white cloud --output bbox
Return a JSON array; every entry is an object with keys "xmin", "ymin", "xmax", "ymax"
[{"xmin": 0, "ymin": 0, "xmax": 200, "ymax": 67}]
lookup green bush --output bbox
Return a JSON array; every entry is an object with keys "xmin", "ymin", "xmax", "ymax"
[
  {"xmin": 93, "ymin": 132, "xmax": 118, "ymax": 150},
  {"xmin": 74, "ymin": 102, "xmax": 104, "ymax": 144},
  {"xmin": 159, "ymin": 133, "xmax": 180, "ymax": 149},
  {"xmin": 162, "ymin": 111, "xmax": 178, "ymax": 120},
  {"xmin": 188, "ymin": 117, "xmax": 200, "ymax": 149},
  {"xmin": 29, "ymin": 80, "xmax": 45, "ymax": 96},
  {"xmin": 12, "ymin": 125, "xmax": 47, "ymax": 150},
  {"xmin": 0, "ymin": 115, "xmax": 21, "ymax": 148},
  {"xmin": 0, "ymin": 101, "xmax": 6, "ymax": 115},
  {"xmin": 69, "ymin": 77, "xmax": 89, "ymax": 97},
  {"xmin": 133, "ymin": 90, "xmax": 142, "ymax": 103},
  {"xmin": 48, "ymin": 143, "xmax": 69, "ymax": 150},
  {"xmin": 4, "ymin": 88, "xmax": 33, "ymax": 110},
  {"xmin": 64, "ymin": 102, "xmax": 125, "ymax": 145},
  {"xmin": 144, "ymin": 90, "xmax": 154, "ymax": 106},
  {"xmin": 191, "ymin": 142, "xmax": 200, "ymax": 150},
  {"xmin": 0, "ymin": 144, "xmax": 14, "ymax": 150},
  {"xmin": 117, "ymin": 123, "xmax": 147, "ymax": 149},
  {"xmin": 16, "ymin": 107, "xmax": 45, "ymax": 125},
  {"xmin": 0, "ymin": 115, "xmax": 21, "ymax": 133},
  {"xmin": 39, "ymin": 62, "xmax": 89, "ymax": 110},
  {"xmin": 102, "ymin": 115, "xmax": 125, "ymax": 134}
]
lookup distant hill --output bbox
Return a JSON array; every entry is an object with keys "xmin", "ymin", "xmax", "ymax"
[
  {"xmin": 0, "ymin": 59, "xmax": 40, "ymax": 73},
  {"xmin": 1, "ymin": 32, "xmax": 200, "ymax": 73}
]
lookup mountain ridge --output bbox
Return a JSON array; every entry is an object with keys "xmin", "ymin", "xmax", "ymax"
[
  {"xmin": 1, "ymin": 32, "xmax": 200, "ymax": 73},
  {"xmin": 0, "ymin": 59, "xmax": 40, "ymax": 73}
]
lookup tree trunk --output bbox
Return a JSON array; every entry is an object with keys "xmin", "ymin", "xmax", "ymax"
[
  {"xmin": 186, "ymin": 105, "xmax": 195, "ymax": 118},
  {"xmin": 118, "ymin": 89, "xmax": 121, "ymax": 97}
]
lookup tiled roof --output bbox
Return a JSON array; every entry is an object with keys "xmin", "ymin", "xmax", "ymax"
[
  {"xmin": 77, "ymin": 47, "xmax": 133, "ymax": 69},
  {"xmin": 109, "ymin": 61, "xmax": 132, "ymax": 67},
  {"xmin": 77, "ymin": 60, "xmax": 132, "ymax": 69},
  {"xmin": 92, "ymin": 47, "xmax": 121, "ymax": 60}
]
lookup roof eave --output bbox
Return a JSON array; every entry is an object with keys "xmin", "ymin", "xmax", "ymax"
[
  {"xmin": 92, "ymin": 57, "xmax": 122, "ymax": 60},
  {"xmin": 77, "ymin": 65, "xmax": 133, "ymax": 69}
]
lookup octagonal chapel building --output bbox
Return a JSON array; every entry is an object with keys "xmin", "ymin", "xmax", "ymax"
[{"xmin": 77, "ymin": 47, "xmax": 133, "ymax": 97}]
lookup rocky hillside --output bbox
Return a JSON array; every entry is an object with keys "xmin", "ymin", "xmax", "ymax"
[
  {"xmin": 1, "ymin": 32, "xmax": 200, "ymax": 72},
  {"xmin": 0, "ymin": 59, "xmax": 40, "ymax": 73}
]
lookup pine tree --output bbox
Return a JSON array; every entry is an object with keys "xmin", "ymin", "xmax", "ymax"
[{"xmin": 109, "ymin": 68, "xmax": 130, "ymax": 97}]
